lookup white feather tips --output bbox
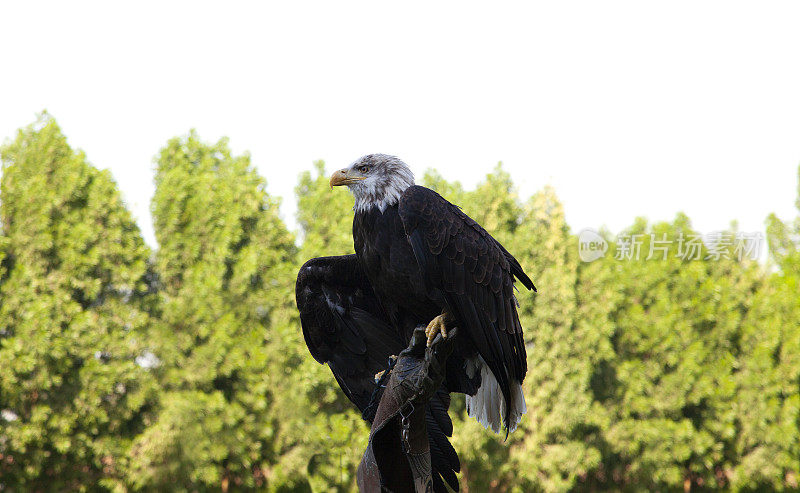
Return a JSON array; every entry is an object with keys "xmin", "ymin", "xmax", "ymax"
[{"xmin": 465, "ymin": 357, "xmax": 527, "ymax": 434}]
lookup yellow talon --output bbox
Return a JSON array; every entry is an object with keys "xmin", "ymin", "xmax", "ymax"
[
  {"xmin": 425, "ymin": 313, "xmax": 450, "ymax": 347},
  {"xmin": 374, "ymin": 355, "xmax": 397, "ymax": 382}
]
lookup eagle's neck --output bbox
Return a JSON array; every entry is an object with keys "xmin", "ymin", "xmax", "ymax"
[{"xmin": 353, "ymin": 176, "xmax": 414, "ymax": 214}]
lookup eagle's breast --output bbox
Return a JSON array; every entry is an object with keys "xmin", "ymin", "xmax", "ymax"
[{"xmin": 353, "ymin": 204, "xmax": 437, "ymax": 326}]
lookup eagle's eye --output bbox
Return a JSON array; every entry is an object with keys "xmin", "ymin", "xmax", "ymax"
[{"xmin": 358, "ymin": 165, "xmax": 370, "ymax": 174}]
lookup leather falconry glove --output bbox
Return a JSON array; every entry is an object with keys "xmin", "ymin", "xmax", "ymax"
[{"xmin": 357, "ymin": 326, "xmax": 457, "ymax": 493}]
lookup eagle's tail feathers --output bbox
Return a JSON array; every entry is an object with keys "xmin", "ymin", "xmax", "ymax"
[{"xmin": 465, "ymin": 357, "xmax": 526, "ymax": 434}]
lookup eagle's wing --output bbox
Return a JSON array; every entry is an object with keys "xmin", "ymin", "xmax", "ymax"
[
  {"xmin": 296, "ymin": 254, "xmax": 460, "ymax": 492},
  {"xmin": 398, "ymin": 185, "xmax": 536, "ymax": 430},
  {"xmin": 296, "ymin": 255, "xmax": 401, "ymax": 409}
]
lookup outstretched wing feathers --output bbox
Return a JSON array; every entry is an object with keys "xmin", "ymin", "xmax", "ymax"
[
  {"xmin": 297, "ymin": 255, "xmax": 401, "ymax": 406},
  {"xmin": 295, "ymin": 254, "xmax": 460, "ymax": 492},
  {"xmin": 399, "ymin": 185, "xmax": 535, "ymax": 431}
]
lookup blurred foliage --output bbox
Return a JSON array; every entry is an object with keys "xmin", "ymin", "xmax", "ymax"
[{"xmin": 0, "ymin": 115, "xmax": 798, "ymax": 491}]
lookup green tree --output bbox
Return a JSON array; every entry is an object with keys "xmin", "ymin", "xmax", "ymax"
[
  {"xmin": 0, "ymin": 114, "xmax": 158, "ymax": 490},
  {"xmin": 296, "ymin": 161, "xmax": 355, "ymax": 260},
  {"xmin": 129, "ymin": 131, "xmax": 298, "ymax": 490},
  {"xmin": 587, "ymin": 217, "xmax": 764, "ymax": 490},
  {"xmin": 766, "ymin": 164, "xmax": 800, "ymax": 273},
  {"xmin": 731, "ymin": 269, "xmax": 800, "ymax": 490},
  {"xmin": 730, "ymin": 163, "xmax": 800, "ymax": 490},
  {"xmin": 509, "ymin": 187, "xmax": 605, "ymax": 493}
]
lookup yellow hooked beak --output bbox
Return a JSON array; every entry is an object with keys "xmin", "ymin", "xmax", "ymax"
[{"xmin": 329, "ymin": 168, "xmax": 367, "ymax": 188}]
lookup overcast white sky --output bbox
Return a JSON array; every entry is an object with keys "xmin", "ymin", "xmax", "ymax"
[{"xmin": 1, "ymin": 1, "xmax": 798, "ymax": 249}]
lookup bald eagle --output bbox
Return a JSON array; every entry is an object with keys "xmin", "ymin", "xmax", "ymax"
[{"xmin": 296, "ymin": 154, "xmax": 535, "ymax": 489}]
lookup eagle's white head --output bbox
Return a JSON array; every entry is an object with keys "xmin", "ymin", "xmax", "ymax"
[{"xmin": 330, "ymin": 154, "xmax": 415, "ymax": 213}]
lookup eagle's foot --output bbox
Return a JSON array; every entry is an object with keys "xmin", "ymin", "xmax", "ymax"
[{"xmin": 425, "ymin": 313, "xmax": 451, "ymax": 347}]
